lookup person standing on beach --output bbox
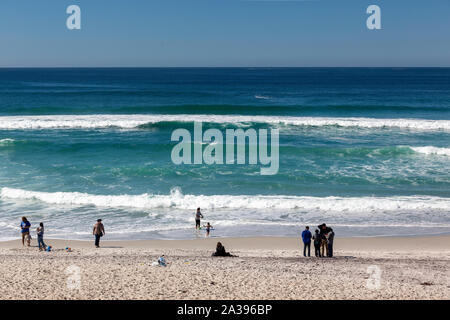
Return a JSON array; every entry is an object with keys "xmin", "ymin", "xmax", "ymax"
[
  {"xmin": 318, "ymin": 223, "xmax": 331, "ymax": 257},
  {"xmin": 318, "ymin": 223, "xmax": 331, "ymax": 236},
  {"xmin": 301, "ymin": 226, "xmax": 312, "ymax": 257},
  {"xmin": 195, "ymin": 208, "xmax": 203, "ymax": 230},
  {"xmin": 20, "ymin": 217, "xmax": 31, "ymax": 247},
  {"xmin": 93, "ymin": 219, "xmax": 105, "ymax": 248},
  {"xmin": 320, "ymin": 235, "xmax": 328, "ymax": 257},
  {"xmin": 36, "ymin": 222, "xmax": 46, "ymax": 251},
  {"xmin": 313, "ymin": 229, "xmax": 321, "ymax": 257},
  {"xmin": 327, "ymin": 228, "xmax": 335, "ymax": 257}
]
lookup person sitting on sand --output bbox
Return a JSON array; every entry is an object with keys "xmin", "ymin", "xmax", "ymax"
[
  {"xmin": 158, "ymin": 255, "xmax": 167, "ymax": 267},
  {"xmin": 204, "ymin": 222, "xmax": 213, "ymax": 237},
  {"xmin": 93, "ymin": 219, "xmax": 105, "ymax": 248},
  {"xmin": 211, "ymin": 242, "xmax": 237, "ymax": 257},
  {"xmin": 195, "ymin": 208, "xmax": 203, "ymax": 230},
  {"xmin": 36, "ymin": 222, "xmax": 46, "ymax": 251},
  {"xmin": 20, "ymin": 217, "xmax": 31, "ymax": 247},
  {"xmin": 312, "ymin": 229, "xmax": 321, "ymax": 257}
]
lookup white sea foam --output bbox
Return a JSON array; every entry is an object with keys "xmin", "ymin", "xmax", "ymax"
[
  {"xmin": 2, "ymin": 187, "xmax": 450, "ymax": 213},
  {"xmin": 0, "ymin": 114, "xmax": 449, "ymax": 131},
  {"xmin": 0, "ymin": 138, "xmax": 15, "ymax": 145},
  {"xmin": 411, "ymin": 146, "xmax": 450, "ymax": 156}
]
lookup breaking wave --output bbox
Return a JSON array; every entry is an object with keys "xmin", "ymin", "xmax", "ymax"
[
  {"xmin": 0, "ymin": 114, "xmax": 449, "ymax": 131},
  {"xmin": 411, "ymin": 146, "xmax": 450, "ymax": 156},
  {"xmin": 2, "ymin": 187, "xmax": 450, "ymax": 213}
]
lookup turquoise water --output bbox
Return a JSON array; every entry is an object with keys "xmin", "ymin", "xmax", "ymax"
[{"xmin": 0, "ymin": 68, "xmax": 449, "ymax": 239}]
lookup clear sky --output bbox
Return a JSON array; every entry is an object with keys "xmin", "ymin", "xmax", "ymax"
[{"xmin": 0, "ymin": 0, "xmax": 449, "ymax": 67}]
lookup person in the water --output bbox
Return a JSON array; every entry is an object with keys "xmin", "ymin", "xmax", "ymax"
[
  {"xmin": 204, "ymin": 222, "xmax": 213, "ymax": 237},
  {"xmin": 195, "ymin": 208, "xmax": 203, "ymax": 230}
]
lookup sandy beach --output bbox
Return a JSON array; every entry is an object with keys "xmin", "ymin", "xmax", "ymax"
[{"xmin": 0, "ymin": 235, "xmax": 448, "ymax": 300}]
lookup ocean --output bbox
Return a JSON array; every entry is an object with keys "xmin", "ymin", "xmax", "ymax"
[{"xmin": 0, "ymin": 67, "xmax": 449, "ymax": 240}]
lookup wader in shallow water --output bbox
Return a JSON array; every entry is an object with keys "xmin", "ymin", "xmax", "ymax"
[{"xmin": 195, "ymin": 209, "xmax": 203, "ymax": 230}]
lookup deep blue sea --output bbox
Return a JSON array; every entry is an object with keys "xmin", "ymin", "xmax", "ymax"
[{"xmin": 0, "ymin": 68, "xmax": 449, "ymax": 240}]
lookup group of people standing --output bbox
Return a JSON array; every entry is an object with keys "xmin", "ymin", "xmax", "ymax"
[
  {"xmin": 301, "ymin": 223, "xmax": 335, "ymax": 258},
  {"xmin": 20, "ymin": 217, "xmax": 46, "ymax": 250},
  {"xmin": 20, "ymin": 216, "xmax": 106, "ymax": 249}
]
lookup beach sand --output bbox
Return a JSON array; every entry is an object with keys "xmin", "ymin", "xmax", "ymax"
[{"xmin": 0, "ymin": 236, "xmax": 448, "ymax": 300}]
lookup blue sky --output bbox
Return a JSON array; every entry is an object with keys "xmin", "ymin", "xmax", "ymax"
[{"xmin": 0, "ymin": 0, "xmax": 449, "ymax": 67}]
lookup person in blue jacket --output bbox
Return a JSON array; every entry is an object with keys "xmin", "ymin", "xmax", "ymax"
[
  {"xmin": 20, "ymin": 216, "xmax": 31, "ymax": 247},
  {"xmin": 301, "ymin": 226, "xmax": 312, "ymax": 257}
]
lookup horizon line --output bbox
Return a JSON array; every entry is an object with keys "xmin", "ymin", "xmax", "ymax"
[{"xmin": 1, "ymin": 66, "xmax": 450, "ymax": 69}]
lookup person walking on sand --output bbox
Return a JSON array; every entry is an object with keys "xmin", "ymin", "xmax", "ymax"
[
  {"xmin": 327, "ymin": 228, "xmax": 335, "ymax": 257},
  {"xmin": 93, "ymin": 219, "xmax": 105, "ymax": 248},
  {"xmin": 36, "ymin": 222, "xmax": 46, "ymax": 251},
  {"xmin": 312, "ymin": 229, "xmax": 321, "ymax": 257},
  {"xmin": 301, "ymin": 226, "xmax": 312, "ymax": 257},
  {"xmin": 20, "ymin": 217, "xmax": 31, "ymax": 247},
  {"xmin": 195, "ymin": 208, "xmax": 203, "ymax": 230}
]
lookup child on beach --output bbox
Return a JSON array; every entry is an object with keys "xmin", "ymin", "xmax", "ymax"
[
  {"xmin": 204, "ymin": 222, "xmax": 213, "ymax": 237},
  {"xmin": 158, "ymin": 255, "xmax": 167, "ymax": 266},
  {"xmin": 36, "ymin": 222, "xmax": 46, "ymax": 251}
]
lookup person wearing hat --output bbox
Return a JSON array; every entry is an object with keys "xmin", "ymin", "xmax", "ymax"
[{"xmin": 93, "ymin": 219, "xmax": 105, "ymax": 248}]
